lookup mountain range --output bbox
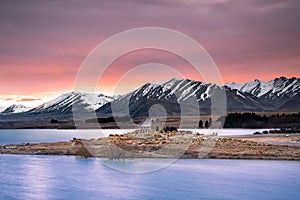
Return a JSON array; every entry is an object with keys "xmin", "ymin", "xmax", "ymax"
[{"xmin": 0, "ymin": 76, "xmax": 299, "ymax": 122}]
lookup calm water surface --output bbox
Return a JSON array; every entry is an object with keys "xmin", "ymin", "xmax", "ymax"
[
  {"xmin": 0, "ymin": 129, "xmax": 299, "ymax": 200},
  {"xmin": 0, "ymin": 155, "xmax": 299, "ymax": 200},
  {"xmin": 0, "ymin": 129, "xmax": 268, "ymax": 145},
  {"xmin": 0, "ymin": 129, "xmax": 136, "ymax": 144}
]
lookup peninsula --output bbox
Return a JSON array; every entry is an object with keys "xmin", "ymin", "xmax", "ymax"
[{"xmin": 1, "ymin": 130, "xmax": 300, "ymax": 160}]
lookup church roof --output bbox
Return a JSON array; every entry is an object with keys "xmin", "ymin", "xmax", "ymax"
[{"xmin": 141, "ymin": 117, "xmax": 152, "ymax": 127}]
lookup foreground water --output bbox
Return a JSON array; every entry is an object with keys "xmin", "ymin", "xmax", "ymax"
[
  {"xmin": 0, "ymin": 155, "xmax": 299, "ymax": 200},
  {"xmin": 0, "ymin": 129, "xmax": 270, "ymax": 145}
]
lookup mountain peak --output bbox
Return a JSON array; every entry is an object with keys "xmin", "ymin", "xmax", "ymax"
[
  {"xmin": 1, "ymin": 104, "xmax": 31, "ymax": 114},
  {"xmin": 30, "ymin": 92, "xmax": 114, "ymax": 113},
  {"xmin": 275, "ymin": 76, "xmax": 288, "ymax": 81}
]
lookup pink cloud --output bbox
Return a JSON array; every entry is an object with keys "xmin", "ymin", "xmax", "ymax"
[
  {"xmin": 17, "ymin": 98, "xmax": 42, "ymax": 102},
  {"xmin": 0, "ymin": 0, "xmax": 299, "ymax": 99}
]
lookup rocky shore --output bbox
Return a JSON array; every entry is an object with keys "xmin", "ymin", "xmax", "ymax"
[{"xmin": 1, "ymin": 131, "xmax": 300, "ymax": 160}]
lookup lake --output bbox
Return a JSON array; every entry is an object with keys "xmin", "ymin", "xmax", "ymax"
[
  {"xmin": 0, "ymin": 155, "xmax": 299, "ymax": 200},
  {"xmin": 0, "ymin": 129, "xmax": 136, "ymax": 145},
  {"xmin": 0, "ymin": 129, "xmax": 299, "ymax": 199},
  {"xmin": 0, "ymin": 128, "xmax": 269, "ymax": 145}
]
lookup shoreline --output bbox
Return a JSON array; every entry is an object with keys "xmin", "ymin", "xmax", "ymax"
[{"xmin": 1, "ymin": 132, "xmax": 300, "ymax": 160}]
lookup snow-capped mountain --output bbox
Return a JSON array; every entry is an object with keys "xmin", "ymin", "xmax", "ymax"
[
  {"xmin": 30, "ymin": 92, "xmax": 114, "ymax": 114},
  {"xmin": 116, "ymin": 78, "xmax": 217, "ymax": 102},
  {"xmin": 97, "ymin": 78, "xmax": 267, "ymax": 117},
  {"xmin": 1, "ymin": 104, "xmax": 31, "ymax": 115},
  {"xmin": 226, "ymin": 77, "xmax": 300, "ymax": 98},
  {"xmin": 226, "ymin": 77, "xmax": 300, "ymax": 109},
  {"xmin": 99, "ymin": 79, "xmax": 214, "ymax": 117},
  {"xmin": 1, "ymin": 77, "xmax": 299, "ymax": 118}
]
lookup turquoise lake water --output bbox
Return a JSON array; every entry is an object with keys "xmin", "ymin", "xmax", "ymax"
[{"xmin": 0, "ymin": 155, "xmax": 299, "ymax": 200}]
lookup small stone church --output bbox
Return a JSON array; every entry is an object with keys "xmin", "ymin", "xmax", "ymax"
[{"xmin": 139, "ymin": 117, "xmax": 164, "ymax": 134}]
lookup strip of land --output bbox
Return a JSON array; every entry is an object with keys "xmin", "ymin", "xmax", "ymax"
[{"xmin": 1, "ymin": 131, "xmax": 300, "ymax": 160}]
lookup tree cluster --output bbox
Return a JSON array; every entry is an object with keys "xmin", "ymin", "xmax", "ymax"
[
  {"xmin": 198, "ymin": 118, "xmax": 212, "ymax": 128},
  {"xmin": 220, "ymin": 112, "xmax": 300, "ymax": 128}
]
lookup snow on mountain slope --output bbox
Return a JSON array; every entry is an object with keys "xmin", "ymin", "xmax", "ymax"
[
  {"xmin": 97, "ymin": 78, "xmax": 268, "ymax": 117},
  {"xmin": 227, "ymin": 79, "xmax": 269, "ymax": 97},
  {"xmin": 1, "ymin": 104, "xmax": 31, "ymax": 114},
  {"xmin": 226, "ymin": 82, "xmax": 244, "ymax": 91},
  {"xmin": 32, "ymin": 92, "xmax": 114, "ymax": 113},
  {"xmin": 0, "ymin": 107, "xmax": 6, "ymax": 112},
  {"xmin": 119, "ymin": 78, "xmax": 218, "ymax": 103},
  {"xmin": 2, "ymin": 77, "xmax": 298, "ymax": 117},
  {"xmin": 226, "ymin": 77, "xmax": 300, "ymax": 98}
]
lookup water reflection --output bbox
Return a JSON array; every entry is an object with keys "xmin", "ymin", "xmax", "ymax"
[
  {"xmin": 20, "ymin": 156, "xmax": 54, "ymax": 200},
  {"xmin": 1, "ymin": 155, "xmax": 299, "ymax": 200}
]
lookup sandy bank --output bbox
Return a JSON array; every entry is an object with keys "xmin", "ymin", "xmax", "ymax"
[{"xmin": 1, "ymin": 132, "xmax": 300, "ymax": 160}]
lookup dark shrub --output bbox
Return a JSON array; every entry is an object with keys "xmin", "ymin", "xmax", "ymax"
[
  {"xmin": 163, "ymin": 126, "xmax": 178, "ymax": 132},
  {"xmin": 50, "ymin": 119, "xmax": 59, "ymax": 123},
  {"xmin": 253, "ymin": 132, "xmax": 261, "ymax": 135}
]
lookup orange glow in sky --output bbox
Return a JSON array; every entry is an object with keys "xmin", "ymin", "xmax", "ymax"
[{"xmin": 0, "ymin": 1, "xmax": 300, "ymax": 107}]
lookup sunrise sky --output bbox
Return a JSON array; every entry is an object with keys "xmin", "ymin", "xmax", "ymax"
[{"xmin": 1, "ymin": 0, "xmax": 300, "ymax": 107}]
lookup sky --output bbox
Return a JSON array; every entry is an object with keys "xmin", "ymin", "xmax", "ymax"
[{"xmin": 0, "ymin": 0, "xmax": 300, "ymax": 107}]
